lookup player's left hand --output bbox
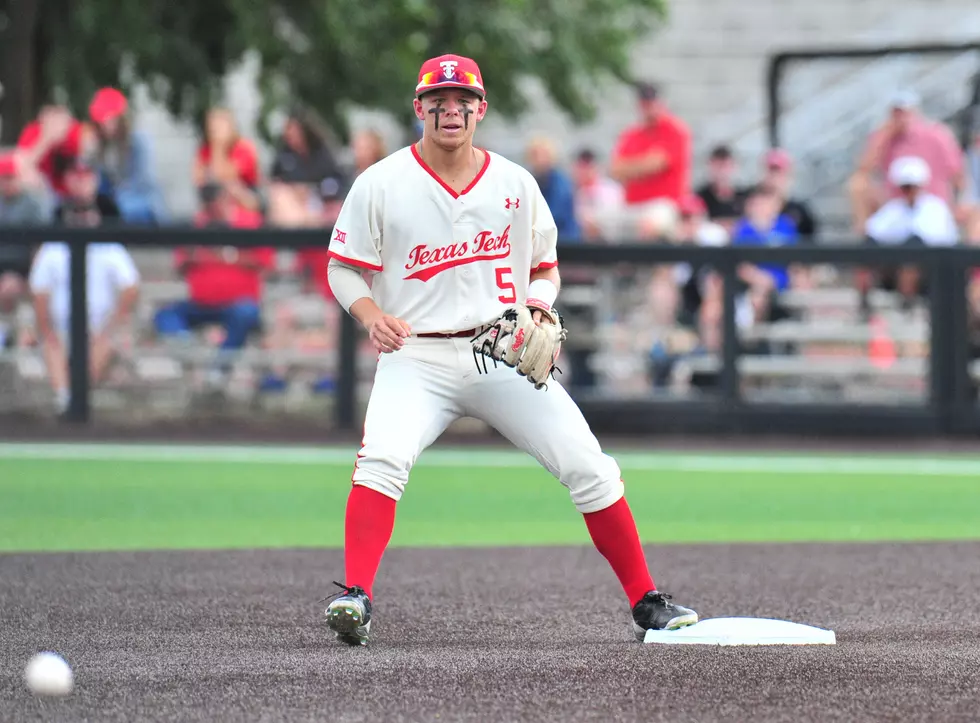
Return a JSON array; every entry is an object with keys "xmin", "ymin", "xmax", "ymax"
[{"xmin": 471, "ymin": 304, "xmax": 567, "ymax": 390}]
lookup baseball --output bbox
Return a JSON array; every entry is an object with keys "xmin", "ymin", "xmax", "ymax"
[{"xmin": 24, "ymin": 652, "xmax": 74, "ymax": 697}]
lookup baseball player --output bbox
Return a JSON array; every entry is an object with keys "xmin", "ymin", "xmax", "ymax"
[{"xmin": 323, "ymin": 54, "xmax": 697, "ymax": 646}]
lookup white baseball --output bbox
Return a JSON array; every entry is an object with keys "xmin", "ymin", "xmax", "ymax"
[{"xmin": 24, "ymin": 652, "xmax": 74, "ymax": 697}]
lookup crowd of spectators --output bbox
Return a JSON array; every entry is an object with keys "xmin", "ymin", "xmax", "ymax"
[{"xmin": 1, "ymin": 82, "xmax": 979, "ymax": 410}]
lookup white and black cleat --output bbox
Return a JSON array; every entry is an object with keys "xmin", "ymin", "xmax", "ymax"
[
  {"xmin": 323, "ymin": 582, "xmax": 372, "ymax": 646},
  {"xmin": 631, "ymin": 590, "xmax": 698, "ymax": 642}
]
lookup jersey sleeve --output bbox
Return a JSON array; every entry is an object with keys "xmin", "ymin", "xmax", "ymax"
[
  {"xmin": 530, "ymin": 179, "xmax": 558, "ymax": 273},
  {"xmin": 327, "ymin": 172, "xmax": 383, "ymax": 272}
]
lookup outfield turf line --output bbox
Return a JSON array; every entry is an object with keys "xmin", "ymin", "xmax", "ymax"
[{"xmin": 4, "ymin": 442, "xmax": 980, "ymax": 477}]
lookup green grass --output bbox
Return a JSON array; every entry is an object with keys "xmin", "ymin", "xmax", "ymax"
[{"xmin": 2, "ymin": 447, "xmax": 980, "ymax": 552}]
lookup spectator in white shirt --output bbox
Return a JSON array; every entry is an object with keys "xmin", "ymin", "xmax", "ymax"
[
  {"xmin": 866, "ymin": 155, "xmax": 958, "ymax": 246},
  {"xmin": 861, "ymin": 156, "xmax": 957, "ymax": 314},
  {"xmin": 29, "ymin": 242, "xmax": 139, "ymax": 414}
]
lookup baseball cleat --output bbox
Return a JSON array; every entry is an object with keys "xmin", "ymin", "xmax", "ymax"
[
  {"xmin": 323, "ymin": 581, "xmax": 372, "ymax": 647},
  {"xmin": 631, "ymin": 590, "xmax": 698, "ymax": 641}
]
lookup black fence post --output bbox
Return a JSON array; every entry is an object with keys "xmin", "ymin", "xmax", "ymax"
[
  {"xmin": 67, "ymin": 240, "xmax": 90, "ymax": 422},
  {"xmin": 949, "ymin": 255, "xmax": 974, "ymax": 433},
  {"xmin": 929, "ymin": 255, "xmax": 956, "ymax": 434},
  {"xmin": 766, "ymin": 54, "xmax": 785, "ymax": 148},
  {"xmin": 720, "ymin": 254, "xmax": 740, "ymax": 411},
  {"xmin": 335, "ymin": 310, "xmax": 358, "ymax": 431}
]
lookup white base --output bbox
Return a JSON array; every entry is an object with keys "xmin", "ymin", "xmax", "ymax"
[{"xmin": 644, "ymin": 617, "xmax": 836, "ymax": 646}]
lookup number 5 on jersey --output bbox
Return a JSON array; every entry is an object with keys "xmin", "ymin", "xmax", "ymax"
[{"xmin": 496, "ymin": 267, "xmax": 517, "ymax": 303}]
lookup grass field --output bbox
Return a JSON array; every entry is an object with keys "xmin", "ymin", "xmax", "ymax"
[{"xmin": 2, "ymin": 443, "xmax": 980, "ymax": 552}]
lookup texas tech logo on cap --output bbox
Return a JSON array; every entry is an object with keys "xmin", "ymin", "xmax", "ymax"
[{"xmin": 416, "ymin": 54, "xmax": 486, "ymax": 98}]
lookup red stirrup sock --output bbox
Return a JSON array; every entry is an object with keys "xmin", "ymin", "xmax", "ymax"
[
  {"xmin": 583, "ymin": 496, "xmax": 656, "ymax": 607},
  {"xmin": 344, "ymin": 485, "xmax": 397, "ymax": 600}
]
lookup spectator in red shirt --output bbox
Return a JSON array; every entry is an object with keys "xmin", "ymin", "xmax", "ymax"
[
  {"xmin": 848, "ymin": 90, "xmax": 965, "ymax": 234},
  {"xmin": 610, "ymin": 82, "xmax": 692, "ymax": 241},
  {"xmin": 154, "ymin": 182, "xmax": 272, "ymax": 385},
  {"xmin": 16, "ymin": 105, "xmax": 94, "ymax": 199},
  {"xmin": 193, "ymin": 108, "xmax": 262, "ymax": 213}
]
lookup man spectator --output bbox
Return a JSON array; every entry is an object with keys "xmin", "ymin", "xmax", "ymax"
[
  {"xmin": 28, "ymin": 207, "xmax": 139, "ymax": 415},
  {"xmin": 0, "ymin": 152, "xmax": 53, "ymax": 349},
  {"xmin": 610, "ymin": 82, "xmax": 691, "ymax": 241},
  {"xmin": 153, "ymin": 182, "xmax": 273, "ymax": 388},
  {"xmin": 526, "ymin": 137, "xmax": 579, "ymax": 242},
  {"xmin": 55, "ymin": 161, "xmax": 121, "ymax": 225},
  {"xmin": 696, "ymin": 144, "xmax": 748, "ymax": 231},
  {"xmin": 16, "ymin": 105, "xmax": 94, "ymax": 201},
  {"xmin": 866, "ymin": 156, "xmax": 958, "ymax": 247},
  {"xmin": 848, "ymin": 90, "xmax": 964, "ymax": 234},
  {"xmin": 861, "ymin": 156, "xmax": 958, "ymax": 313},
  {"xmin": 571, "ymin": 149, "xmax": 624, "ymax": 243},
  {"xmin": 759, "ymin": 148, "xmax": 819, "ymax": 242}
]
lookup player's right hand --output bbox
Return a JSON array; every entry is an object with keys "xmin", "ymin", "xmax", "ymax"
[{"xmin": 368, "ymin": 314, "xmax": 412, "ymax": 353}]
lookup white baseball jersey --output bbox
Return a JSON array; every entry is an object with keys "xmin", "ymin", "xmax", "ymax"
[{"xmin": 327, "ymin": 145, "xmax": 558, "ymax": 334}]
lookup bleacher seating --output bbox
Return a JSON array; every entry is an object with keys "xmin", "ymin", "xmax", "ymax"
[{"xmin": 5, "ymin": 265, "xmax": 975, "ymax": 419}]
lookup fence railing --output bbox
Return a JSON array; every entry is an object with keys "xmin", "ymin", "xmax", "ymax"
[{"xmin": 2, "ymin": 226, "xmax": 980, "ymax": 437}]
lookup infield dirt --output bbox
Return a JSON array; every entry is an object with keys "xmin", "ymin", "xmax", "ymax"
[{"xmin": 1, "ymin": 541, "xmax": 978, "ymax": 722}]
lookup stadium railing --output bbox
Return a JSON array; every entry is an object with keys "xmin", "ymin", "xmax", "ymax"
[{"xmin": 2, "ymin": 226, "xmax": 980, "ymax": 437}]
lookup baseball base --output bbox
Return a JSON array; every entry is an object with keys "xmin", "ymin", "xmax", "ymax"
[{"xmin": 644, "ymin": 617, "xmax": 837, "ymax": 646}]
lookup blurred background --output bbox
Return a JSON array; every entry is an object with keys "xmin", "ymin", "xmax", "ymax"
[{"xmin": 1, "ymin": 0, "xmax": 979, "ymax": 442}]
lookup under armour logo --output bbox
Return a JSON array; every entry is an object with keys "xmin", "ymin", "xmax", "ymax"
[
  {"xmin": 333, "ymin": 228, "xmax": 347, "ymax": 244},
  {"xmin": 440, "ymin": 60, "xmax": 458, "ymax": 79},
  {"xmin": 505, "ymin": 198, "xmax": 520, "ymax": 209}
]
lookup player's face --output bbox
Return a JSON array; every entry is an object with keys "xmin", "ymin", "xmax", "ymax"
[{"xmin": 414, "ymin": 90, "xmax": 487, "ymax": 150}]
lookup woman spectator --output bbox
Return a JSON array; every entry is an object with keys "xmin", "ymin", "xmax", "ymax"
[
  {"xmin": 351, "ymin": 129, "xmax": 387, "ymax": 176},
  {"xmin": 267, "ymin": 108, "xmax": 342, "ymax": 228},
  {"xmin": 193, "ymin": 108, "xmax": 261, "ymax": 213},
  {"xmin": 87, "ymin": 87, "xmax": 167, "ymax": 225}
]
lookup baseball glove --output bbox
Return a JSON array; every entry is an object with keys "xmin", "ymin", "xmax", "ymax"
[{"xmin": 471, "ymin": 304, "xmax": 567, "ymax": 390}]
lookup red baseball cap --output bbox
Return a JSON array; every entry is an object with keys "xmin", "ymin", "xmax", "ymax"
[
  {"xmin": 678, "ymin": 193, "xmax": 707, "ymax": 216},
  {"xmin": 765, "ymin": 148, "xmax": 793, "ymax": 171},
  {"xmin": 89, "ymin": 87, "xmax": 128, "ymax": 124},
  {"xmin": 0, "ymin": 153, "xmax": 17, "ymax": 177},
  {"xmin": 416, "ymin": 54, "xmax": 485, "ymax": 99}
]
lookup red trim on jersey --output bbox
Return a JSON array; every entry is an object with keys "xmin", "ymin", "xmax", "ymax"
[
  {"xmin": 531, "ymin": 260, "xmax": 559, "ymax": 274},
  {"xmin": 328, "ymin": 250, "xmax": 383, "ymax": 272},
  {"xmin": 411, "ymin": 143, "xmax": 491, "ymax": 199}
]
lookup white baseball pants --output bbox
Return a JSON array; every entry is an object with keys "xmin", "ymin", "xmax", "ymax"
[{"xmin": 352, "ymin": 336, "xmax": 624, "ymax": 513}]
